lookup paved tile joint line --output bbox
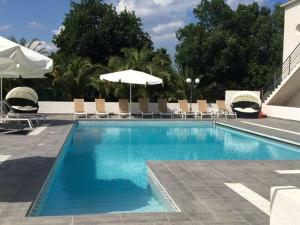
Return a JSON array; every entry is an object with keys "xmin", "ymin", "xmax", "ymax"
[
  {"xmin": 0, "ymin": 154, "xmax": 11, "ymax": 162},
  {"xmin": 241, "ymin": 121, "xmax": 300, "ymax": 136},
  {"xmin": 276, "ymin": 170, "xmax": 300, "ymax": 174},
  {"xmin": 225, "ymin": 183, "xmax": 270, "ymax": 215},
  {"xmin": 28, "ymin": 124, "xmax": 49, "ymax": 136}
]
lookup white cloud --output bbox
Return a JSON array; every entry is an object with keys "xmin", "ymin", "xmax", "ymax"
[
  {"xmin": 0, "ymin": 0, "xmax": 7, "ymax": 4},
  {"xmin": 226, "ymin": 0, "xmax": 268, "ymax": 10},
  {"xmin": 152, "ymin": 21, "xmax": 185, "ymax": 35},
  {"xmin": 153, "ymin": 0, "xmax": 174, "ymax": 6},
  {"xmin": 39, "ymin": 41, "xmax": 58, "ymax": 53},
  {"xmin": 0, "ymin": 24, "xmax": 11, "ymax": 32},
  {"xmin": 52, "ymin": 25, "xmax": 65, "ymax": 35},
  {"xmin": 27, "ymin": 21, "xmax": 47, "ymax": 30},
  {"xmin": 27, "ymin": 40, "xmax": 58, "ymax": 55},
  {"xmin": 108, "ymin": 0, "xmax": 198, "ymax": 57}
]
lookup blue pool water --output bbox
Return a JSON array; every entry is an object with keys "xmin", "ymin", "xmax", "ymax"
[{"xmin": 33, "ymin": 121, "xmax": 300, "ymax": 216}]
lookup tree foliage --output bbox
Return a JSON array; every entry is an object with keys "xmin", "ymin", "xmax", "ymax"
[
  {"xmin": 94, "ymin": 47, "xmax": 185, "ymax": 101},
  {"xmin": 176, "ymin": 0, "xmax": 284, "ymax": 100},
  {"xmin": 54, "ymin": 0, "xmax": 152, "ymax": 64}
]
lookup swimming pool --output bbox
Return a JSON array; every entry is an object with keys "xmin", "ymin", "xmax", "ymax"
[{"xmin": 32, "ymin": 121, "xmax": 300, "ymax": 216}]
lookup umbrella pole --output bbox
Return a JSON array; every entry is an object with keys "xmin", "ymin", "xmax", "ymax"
[{"xmin": 130, "ymin": 83, "xmax": 132, "ymax": 117}]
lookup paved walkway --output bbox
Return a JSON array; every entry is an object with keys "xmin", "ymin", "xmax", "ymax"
[
  {"xmin": 0, "ymin": 117, "xmax": 300, "ymax": 225},
  {"xmin": 148, "ymin": 160, "xmax": 300, "ymax": 225},
  {"xmin": 219, "ymin": 118, "xmax": 300, "ymax": 144}
]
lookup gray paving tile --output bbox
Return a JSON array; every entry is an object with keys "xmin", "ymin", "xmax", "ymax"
[
  {"xmin": 188, "ymin": 212, "xmax": 218, "ymax": 223},
  {"xmin": 240, "ymin": 213, "xmax": 269, "ymax": 225},
  {"xmin": 202, "ymin": 222, "xmax": 250, "ymax": 225},
  {"xmin": 73, "ymin": 214, "xmax": 121, "ymax": 224},
  {"xmin": 120, "ymin": 213, "xmax": 169, "ymax": 224}
]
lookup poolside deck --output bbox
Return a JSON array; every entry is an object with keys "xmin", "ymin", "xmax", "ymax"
[{"xmin": 0, "ymin": 116, "xmax": 300, "ymax": 225}]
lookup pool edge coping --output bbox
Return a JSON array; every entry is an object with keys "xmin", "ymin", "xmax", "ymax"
[
  {"xmin": 147, "ymin": 165, "xmax": 182, "ymax": 213},
  {"xmin": 217, "ymin": 121, "xmax": 300, "ymax": 147},
  {"xmin": 27, "ymin": 122, "xmax": 77, "ymax": 217}
]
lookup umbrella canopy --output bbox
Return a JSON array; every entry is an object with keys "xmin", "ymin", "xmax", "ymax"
[
  {"xmin": 100, "ymin": 69, "xmax": 163, "ymax": 85},
  {"xmin": 0, "ymin": 36, "xmax": 53, "ymax": 78},
  {"xmin": 100, "ymin": 69, "xmax": 163, "ymax": 116},
  {"xmin": 0, "ymin": 36, "xmax": 53, "ymax": 115}
]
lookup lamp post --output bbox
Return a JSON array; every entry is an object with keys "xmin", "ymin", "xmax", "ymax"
[{"xmin": 186, "ymin": 77, "xmax": 200, "ymax": 111}]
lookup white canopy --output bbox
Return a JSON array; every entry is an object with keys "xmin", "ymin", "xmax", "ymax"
[
  {"xmin": 100, "ymin": 69, "xmax": 163, "ymax": 85},
  {"xmin": 100, "ymin": 69, "xmax": 163, "ymax": 116},
  {"xmin": 0, "ymin": 36, "xmax": 53, "ymax": 115},
  {"xmin": 231, "ymin": 91, "xmax": 262, "ymax": 105},
  {"xmin": 0, "ymin": 36, "xmax": 53, "ymax": 78},
  {"xmin": 6, "ymin": 87, "xmax": 38, "ymax": 103}
]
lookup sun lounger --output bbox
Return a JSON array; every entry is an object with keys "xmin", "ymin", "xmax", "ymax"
[
  {"xmin": 139, "ymin": 98, "xmax": 153, "ymax": 118},
  {"xmin": 3, "ymin": 100, "xmax": 45, "ymax": 123},
  {"xmin": 95, "ymin": 99, "xmax": 109, "ymax": 118},
  {"xmin": 0, "ymin": 117, "xmax": 33, "ymax": 130},
  {"xmin": 197, "ymin": 100, "xmax": 213, "ymax": 119},
  {"xmin": 118, "ymin": 99, "xmax": 130, "ymax": 118},
  {"xmin": 177, "ymin": 100, "xmax": 196, "ymax": 119},
  {"xmin": 155, "ymin": 98, "xmax": 173, "ymax": 118},
  {"xmin": 74, "ymin": 99, "xmax": 87, "ymax": 119},
  {"xmin": 216, "ymin": 100, "xmax": 237, "ymax": 119}
]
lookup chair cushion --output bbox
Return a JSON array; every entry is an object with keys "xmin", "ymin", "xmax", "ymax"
[
  {"xmin": 234, "ymin": 107, "xmax": 259, "ymax": 113},
  {"xmin": 12, "ymin": 105, "xmax": 38, "ymax": 111}
]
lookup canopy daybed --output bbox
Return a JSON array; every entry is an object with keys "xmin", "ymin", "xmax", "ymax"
[{"xmin": 230, "ymin": 91, "xmax": 262, "ymax": 118}]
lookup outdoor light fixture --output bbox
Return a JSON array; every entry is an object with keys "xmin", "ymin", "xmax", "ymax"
[{"xmin": 186, "ymin": 77, "xmax": 202, "ymax": 111}]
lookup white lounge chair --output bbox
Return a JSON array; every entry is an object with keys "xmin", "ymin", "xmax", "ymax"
[
  {"xmin": 95, "ymin": 99, "xmax": 109, "ymax": 118},
  {"xmin": 139, "ymin": 98, "xmax": 153, "ymax": 118},
  {"xmin": 118, "ymin": 99, "xmax": 130, "ymax": 118},
  {"xmin": 197, "ymin": 100, "xmax": 213, "ymax": 119},
  {"xmin": 216, "ymin": 100, "xmax": 237, "ymax": 119},
  {"xmin": 155, "ymin": 98, "xmax": 173, "ymax": 118},
  {"xmin": 177, "ymin": 100, "xmax": 196, "ymax": 119},
  {"xmin": 4, "ymin": 100, "xmax": 46, "ymax": 123},
  {"xmin": 0, "ymin": 117, "xmax": 33, "ymax": 130},
  {"xmin": 74, "ymin": 99, "xmax": 87, "ymax": 120}
]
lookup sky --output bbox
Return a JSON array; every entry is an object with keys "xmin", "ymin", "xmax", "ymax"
[{"xmin": 0, "ymin": 0, "xmax": 284, "ymax": 58}]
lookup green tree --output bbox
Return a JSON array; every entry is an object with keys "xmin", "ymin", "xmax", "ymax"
[
  {"xmin": 94, "ymin": 47, "xmax": 185, "ymax": 101},
  {"xmin": 54, "ymin": 0, "xmax": 152, "ymax": 64},
  {"xmin": 52, "ymin": 56, "xmax": 100, "ymax": 100},
  {"xmin": 176, "ymin": 0, "xmax": 284, "ymax": 100}
]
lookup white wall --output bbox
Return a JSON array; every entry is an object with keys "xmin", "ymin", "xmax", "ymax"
[
  {"xmin": 262, "ymin": 104, "xmax": 300, "ymax": 121},
  {"xmin": 286, "ymin": 90, "xmax": 300, "ymax": 107},
  {"xmin": 38, "ymin": 101, "xmax": 202, "ymax": 114},
  {"xmin": 38, "ymin": 91, "xmax": 258, "ymax": 114},
  {"xmin": 282, "ymin": 0, "xmax": 300, "ymax": 62}
]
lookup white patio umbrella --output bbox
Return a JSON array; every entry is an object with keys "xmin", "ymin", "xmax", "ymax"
[
  {"xmin": 0, "ymin": 36, "xmax": 53, "ymax": 114},
  {"xmin": 100, "ymin": 69, "xmax": 163, "ymax": 116}
]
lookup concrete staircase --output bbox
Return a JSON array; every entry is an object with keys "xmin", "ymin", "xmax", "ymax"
[{"xmin": 262, "ymin": 42, "xmax": 300, "ymax": 106}]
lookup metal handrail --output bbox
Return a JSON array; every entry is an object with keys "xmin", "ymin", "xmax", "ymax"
[{"xmin": 262, "ymin": 42, "xmax": 300, "ymax": 102}]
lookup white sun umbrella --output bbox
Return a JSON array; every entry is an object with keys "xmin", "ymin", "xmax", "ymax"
[
  {"xmin": 0, "ymin": 36, "xmax": 53, "ymax": 115},
  {"xmin": 100, "ymin": 69, "xmax": 163, "ymax": 116}
]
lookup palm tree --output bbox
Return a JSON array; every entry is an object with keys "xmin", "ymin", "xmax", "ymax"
[
  {"xmin": 8, "ymin": 36, "xmax": 49, "ymax": 55},
  {"xmin": 99, "ymin": 46, "xmax": 185, "ymax": 101},
  {"xmin": 52, "ymin": 57, "xmax": 100, "ymax": 100}
]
